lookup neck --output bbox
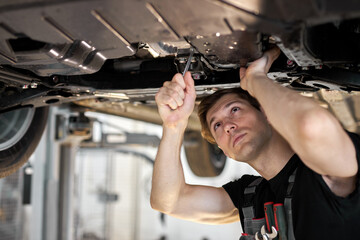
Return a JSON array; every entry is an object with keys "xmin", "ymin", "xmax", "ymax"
[{"xmin": 248, "ymin": 129, "xmax": 294, "ymax": 180}]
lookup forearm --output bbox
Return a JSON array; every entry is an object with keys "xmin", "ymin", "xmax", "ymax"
[
  {"xmin": 150, "ymin": 121, "xmax": 188, "ymax": 213},
  {"xmin": 240, "ymin": 48, "xmax": 326, "ymax": 148},
  {"xmin": 247, "ymin": 73, "xmax": 320, "ymax": 144},
  {"xmin": 247, "ymin": 74, "xmax": 357, "ymax": 177}
]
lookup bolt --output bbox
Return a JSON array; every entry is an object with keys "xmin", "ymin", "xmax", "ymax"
[
  {"xmin": 203, "ymin": 42, "xmax": 210, "ymax": 47},
  {"xmin": 286, "ymin": 59, "xmax": 296, "ymax": 68},
  {"xmin": 192, "ymin": 72, "xmax": 201, "ymax": 80},
  {"xmin": 53, "ymin": 76, "xmax": 59, "ymax": 84},
  {"xmin": 30, "ymin": 82, "xmax": 38, "ymax": 88},
  {"xmin": 269, "ymin": 36, "xmax": 277, "ymax": 44},
  {"xmin": 204, "ymin": 88, "xmax": 215, "ymax": 94},
  {"xmin": 302, "ymin": 66, "xmax": 309, "ymax": 71},
  {"xmin": 22, "ymin": 84, "xmax": 29, "ymax": 89},
  {"xmin": 205, "ymin": 49, "xmax": 214, "ymax": 54},
  {"xmin": 178, "ymin": 58, "xmax": 187, "ymax": 64}
]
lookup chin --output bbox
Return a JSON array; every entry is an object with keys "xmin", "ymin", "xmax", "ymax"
[{"xmin": 233, "ymin": 144, "xmax": 261, "ymax": 162}]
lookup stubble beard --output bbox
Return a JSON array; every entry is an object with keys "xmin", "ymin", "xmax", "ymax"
[{"xmin": 232, "ymin": 125, "xmax": 272, "ymax": 164}]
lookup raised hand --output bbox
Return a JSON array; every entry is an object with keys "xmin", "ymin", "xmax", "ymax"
[
  {"xmin": 155, "ymin": 72, "xmax": 196, "ymax": 128},
  {"xmin": 240, "ymin": 47, "xmax": 280, "ymax": 93}
]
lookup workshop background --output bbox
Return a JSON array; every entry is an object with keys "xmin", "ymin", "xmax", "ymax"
[{"xmin": 0, "ymin": 106, "xmax": 258, "ymax": 240}]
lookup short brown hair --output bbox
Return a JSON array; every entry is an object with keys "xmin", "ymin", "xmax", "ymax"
[{"xmin": 198, "ymin": 88, "xmax": 261, "ymax": 144}]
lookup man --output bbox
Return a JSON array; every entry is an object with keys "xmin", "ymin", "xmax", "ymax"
[{"xmin": 150, "ymin": 48, "xmax": 360, "ymax": 239}]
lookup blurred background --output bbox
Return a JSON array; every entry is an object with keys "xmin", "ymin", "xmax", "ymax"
[{"xmin": 0, "ymin": 106, "xmax": 259, "ymax": 240}]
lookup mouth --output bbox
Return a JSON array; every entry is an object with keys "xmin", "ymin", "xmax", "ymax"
[{"xmin": 232, "ymin": 133, "xmax": 247, "ymax": 147}]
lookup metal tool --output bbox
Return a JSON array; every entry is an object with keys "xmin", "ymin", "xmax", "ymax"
[
  {"xmin": 182, "ymin": 48, "xmax": 194, "ymax": 76},
  {"xmin": 255, "ymin": 225, "xmax": 278, "ymax": 240}
]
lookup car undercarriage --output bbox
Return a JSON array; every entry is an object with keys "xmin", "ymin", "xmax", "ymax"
[{"xmin": 1, "ymin": 0, "xmax": 360, "ymax": 177}]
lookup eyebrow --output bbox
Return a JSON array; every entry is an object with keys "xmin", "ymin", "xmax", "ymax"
[{"xmin": 208, "ymin": 100, "xmax": 243, "ymax": 128}]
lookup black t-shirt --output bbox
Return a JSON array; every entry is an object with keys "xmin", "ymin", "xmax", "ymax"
[{"xmin": 223, "ymin": 132, "xmax": 360, "ymax": 239}]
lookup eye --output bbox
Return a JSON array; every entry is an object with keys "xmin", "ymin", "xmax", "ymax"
[
  {"xmin": 214, "ymin": 122, "xmax": 221, "ymax": 131},
  {"xmin": 231, "ymin": 107, "xmax": 240, "ymax": 113}
]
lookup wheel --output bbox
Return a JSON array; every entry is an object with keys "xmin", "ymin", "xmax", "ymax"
[
  {"xmin": 0, "ymin": 107, "xmax": 49, "ymax": 178},
  {"xmin": 184, "ymin": 131, "xmax": 227, "ymax": 177}
]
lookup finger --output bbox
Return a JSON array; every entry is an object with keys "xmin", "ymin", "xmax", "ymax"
[
  {"xmin": 240, "ymin": 78, "xmax": 245, "ymax": 90},
  {"xmin": 266, "ymin": 47, "xmax": 281, "ymax": 61},
  {"xmin": 168, "ymin": 98, "xmax": 179, "ymax": 110},
  {"xmin": 155, "ymin": 87, "xmax": 167, "ymax": 105},
  {"xmin": 264, "ymin": 47, "xmax": 281, "ymax": 72},
  {"xmin": 239, "ymin": 67, "xmax": 246, "ymax": 80},
  {"xmin": 172, "ymin": 82, "xmax": 185, "ymax": 99},
  {"xmin": 156, "ymin": 93, "xmax": 179, "ymax": 110},
  {"xmin": 183, "ymin": 72, "xmax": 195, "ymax": 96},
  {"xmin": 167, "ymin": 88, "xmax": 184, "ymax": 107},
  {"xmin": 163, "ymin": 82, "xmax": 185, "ymax": 100},
  {"xmin": 156, "ymin": 87, "xmax": 183, "ymax": 109},
  {"xmin": 172, "ymin": 73, "xmax": 186, "ymax": 89}
]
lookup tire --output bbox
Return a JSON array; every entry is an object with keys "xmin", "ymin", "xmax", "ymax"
[
  {"xmin": 0, "ymin": 107, "xmax": 49, "ymax": 178},
  {"xmin": 184, "ymin": 131, "xmax": 227, "ymax": 177}
]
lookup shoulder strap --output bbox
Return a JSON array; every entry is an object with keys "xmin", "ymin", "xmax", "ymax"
[
  {"xmin": 242, "ymin": 177, "xmax": 263, "ymax": 234},
  {"xmin": 284, "ymin": 168, "xmax": 297, "ymax": 240},
  {"xmin": 243, "ymin": 177, "xmax": 263, "ymax": 217}
]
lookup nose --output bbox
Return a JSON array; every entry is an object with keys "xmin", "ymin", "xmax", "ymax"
[{"xmin": 224, "ymin": 121, "xmax": 236, "ymax": 134}]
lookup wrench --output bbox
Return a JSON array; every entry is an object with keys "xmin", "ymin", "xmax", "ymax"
[
  {"xmin": 182, "ymin": 48, "xmax": 194, "ymax": 76},
  {"xmin": 255, "ymin": 225, "xmax": 278, "ymax": 240}
]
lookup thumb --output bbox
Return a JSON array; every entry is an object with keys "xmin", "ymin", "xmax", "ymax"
[
  {"xmin": 263, "ymin": 47, "xmax": 281, "ymax": 73},
  {"xmin": 239, "ymin": 67, "xmax": 246, "ymax": 80},
  {"xmin": 184, "ymin": 72, "xmax": 196, "ymax": 97}
]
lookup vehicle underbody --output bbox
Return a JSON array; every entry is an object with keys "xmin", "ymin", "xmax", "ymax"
[
  {"xmin": 0, "ymin": 0, "xmax": 360, "ymax": 177},
  {"xmin": 0, "ymin": 0, "xmax": 359, "ymax": 108}
]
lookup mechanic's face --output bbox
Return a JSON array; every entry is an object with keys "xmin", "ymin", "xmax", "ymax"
[{"xmin": 206, "ymin": 94, "xmax": 272, "ymax": 162}]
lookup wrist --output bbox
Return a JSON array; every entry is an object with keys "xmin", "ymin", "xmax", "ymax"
[
  {"xmin": 162, "ymin": 121, "xmax": 188, "ymax": 146},
  {"xmin": 246, "ymin": 72, "xmax": 267, "ymax": 96},
  {"xmin": 163, "ymin": 120, "xmax": 188, "ymax": 132}
]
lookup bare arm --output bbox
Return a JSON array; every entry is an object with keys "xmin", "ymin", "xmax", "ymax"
[
  {"xmin": 240, "ymin": 48, "xmax": 358, "ymax": 197},
  {"xmin": 151, "ymin": 72, "xmax": 238, "ymax": 224}
]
